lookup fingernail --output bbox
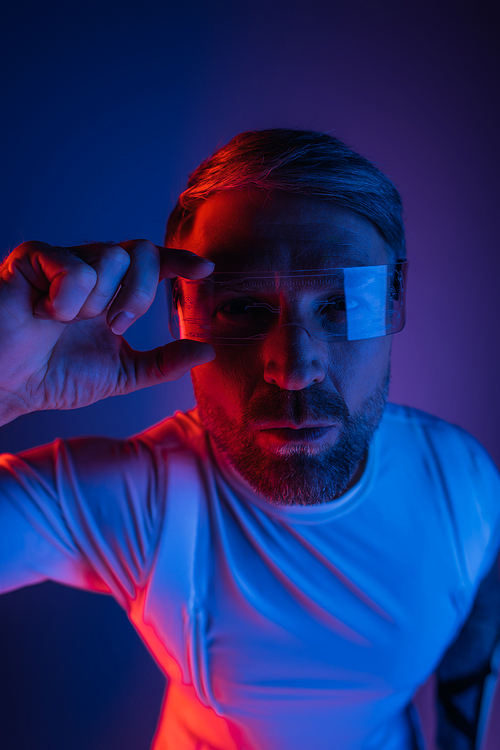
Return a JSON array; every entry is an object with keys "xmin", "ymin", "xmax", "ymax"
[
  {"xmin": 198, "ymin": 343, "xmax": 216, "ymax": 361},
  {"xmin": 110, "ymin": 310, "xmax": 135, "ymax": 335},
  {"xmin": 187, "ymin": 252, "xmax": 214, "ymax": 267}
]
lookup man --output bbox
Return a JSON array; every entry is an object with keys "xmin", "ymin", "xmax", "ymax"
[{"xmin": 0, "ymin": 129, "xmax": 499, "ymax": 749}]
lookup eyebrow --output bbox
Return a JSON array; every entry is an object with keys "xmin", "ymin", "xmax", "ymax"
[
  {"xmin": 294, "ymin": 242, "xmax": 375, "ymax": 266},
  {"xmin": 207, "ymin": 248, "xmax": 375, "ymax": 273}
]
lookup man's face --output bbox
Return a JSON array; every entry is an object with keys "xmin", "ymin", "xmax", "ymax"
[{"xmin": 178, "ymin": 190, "xmax": 392, "ymax": 506}]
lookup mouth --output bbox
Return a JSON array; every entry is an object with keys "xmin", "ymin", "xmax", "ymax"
[{"xmin": 257, "ymin": 423, "xmax": 340, "ymax": 445}]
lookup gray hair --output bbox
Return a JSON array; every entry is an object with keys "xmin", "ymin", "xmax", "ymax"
[{"xmin": 165, "ymin": 128, "xmax": 406, "ymax": 261}]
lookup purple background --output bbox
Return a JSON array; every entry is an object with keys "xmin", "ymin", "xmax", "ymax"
[{"xmin": 1, "ymin": 0, "xmax": 499, "ymax": 747}]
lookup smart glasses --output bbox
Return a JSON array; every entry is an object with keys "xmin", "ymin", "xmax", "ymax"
[{"xmin": 169, "ymin": 261, "xmax": 408, "ymax": 344}]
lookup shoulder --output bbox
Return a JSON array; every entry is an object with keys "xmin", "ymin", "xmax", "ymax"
[
  {"xmin": 381, "ymin": 402, "xmax": 500, "ymax": 585},
  {"xmin": 132, "ymin": 408, "xmax": 208, "ymax": 456},
  {"xmin": 382, "ymin": 401, "xmax": 467, "ymax": 431},
  {"xmin": 381, "ymin": 402, "xmax": 497, "ymax": 468},
  {"xmin": 380, "ymin": 401, "xmax": 500, "ymax": 496},
  {"xmin": 8, "ymin": 409, "xmax": 207, "ymax": 493}
]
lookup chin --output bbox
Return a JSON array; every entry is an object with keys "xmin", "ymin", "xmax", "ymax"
[{"xmin": 193, "ymin": 365, "xmax": 390, "ymax": 507}]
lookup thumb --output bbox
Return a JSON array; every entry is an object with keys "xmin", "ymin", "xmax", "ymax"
[{"xmin": 123, "ymin": 339, "xmax": 216, "ymax": 393}]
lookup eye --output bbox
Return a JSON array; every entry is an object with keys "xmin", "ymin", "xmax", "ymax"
[
  {"xmin": 218, "ymin": 298, "xmax": 280, "ymax": 316},
  {"xmin": 318, "ymin": 296, "xmax": 348, "ymax": 312},
  {"xmin": 219, "ymin": 298, "xmax": 259, "ymax": 316}
]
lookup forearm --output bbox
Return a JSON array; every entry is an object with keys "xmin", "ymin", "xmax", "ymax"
[
  {"xmin": 437, "ymin": 662, "xmax": 493, "ymax": 749},
  {"xmin": 436, "ymin": 556, "xmax": 500, "ymax": 749}
]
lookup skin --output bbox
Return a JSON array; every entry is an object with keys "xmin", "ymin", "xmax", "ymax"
[
  {"xmin": 0, "ymin": 191, "xmax": 392, "ymax": 507},
  {"xmin": 176, "ymin": 190, "xmax": 393, "ymax": 506},
  {"xmin": 0, "ymin": 240, "xmax": 215, "ymax": 425}
]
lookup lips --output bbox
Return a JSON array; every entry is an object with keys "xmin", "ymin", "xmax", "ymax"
[
  {"xmin": 256, "ymin": 421, "xmax": 339, "ymax": 429},
  {"xmin": 255, "ymin": 422, "xmax": 341, "ymax": 445},
  {"xmin": 263, "ymin": 426, "xmax": 334, "ymax": 441}
]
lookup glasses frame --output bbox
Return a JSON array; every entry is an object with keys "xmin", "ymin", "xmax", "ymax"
[{"xmin": 168, "ymin": 260, "xmax": 408, "ymax": 345}]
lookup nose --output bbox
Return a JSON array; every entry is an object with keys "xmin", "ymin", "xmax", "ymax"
[{"xmin": 263, "ymin": 324, "xmax": 327, "ymax": 390}]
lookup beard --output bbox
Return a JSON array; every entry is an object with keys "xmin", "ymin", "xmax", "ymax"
[{"xmin": 193, "ymin": 364, "xmax": 390, "ymax": 507}]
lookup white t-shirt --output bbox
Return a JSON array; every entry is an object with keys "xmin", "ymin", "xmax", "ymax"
[{"xmin": 1, "ymin": 402, "xmax": 499, "ymax": 750}]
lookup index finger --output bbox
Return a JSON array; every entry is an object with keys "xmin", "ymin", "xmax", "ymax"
[{"xmin": 157, "ymin": 246, "xmax": 215, "ymax": 281}]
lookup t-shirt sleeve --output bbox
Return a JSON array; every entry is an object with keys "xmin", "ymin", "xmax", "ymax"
[{"xmin": 0, "ymin": 434, "xmax": 165, "ymax": 609}]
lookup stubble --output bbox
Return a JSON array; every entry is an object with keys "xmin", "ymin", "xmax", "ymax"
[{"xmin": 193, "ymin": 364, "xmax": 390, "ymax": 506}]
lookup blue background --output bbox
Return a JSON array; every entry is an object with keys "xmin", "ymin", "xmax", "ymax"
[{"xmin": 1, "ymin": 0, "xmax": 499, "ymax": 747}]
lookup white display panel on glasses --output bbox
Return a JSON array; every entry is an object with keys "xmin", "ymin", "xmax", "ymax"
[{"xmin": 169, "ymin": 262, "xmax": 408, "ymax": 344}]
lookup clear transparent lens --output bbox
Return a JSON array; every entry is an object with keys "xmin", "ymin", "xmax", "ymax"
[{"xmin": 169, "ymin": 262, "xmax": 408, "ymax": 344}]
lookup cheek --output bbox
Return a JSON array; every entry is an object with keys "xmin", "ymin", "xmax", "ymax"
[
  {"xmin": 192, "ymin": 348, "xmax": 262, "ymax": 413},
  {"xmin": 328, "ymin": 339, "xmax": 391, "ymax": 400}
]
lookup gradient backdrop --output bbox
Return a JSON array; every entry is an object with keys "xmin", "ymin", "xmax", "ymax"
[{"xmin": 0, "ymin": 0, "xmax": 499, "ymax": 748}]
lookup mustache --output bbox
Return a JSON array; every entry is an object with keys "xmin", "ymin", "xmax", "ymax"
[{"xmin": 243, "ymin": 388, "xmax": 350, "ymax": 426}]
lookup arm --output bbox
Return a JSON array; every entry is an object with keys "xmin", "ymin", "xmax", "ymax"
[
  {"xmin": 0, "ymin": 433, "xmax": 165, "ymax": 606},
  {"xmin": 0, "ymin": 237, "xmax": 214, "ymax": 596},
  {"xmin": 436, "ymin": 553, "xmax": 500, "ymax": 750}
]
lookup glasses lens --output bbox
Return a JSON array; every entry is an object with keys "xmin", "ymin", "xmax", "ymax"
[{"xmin": 169, "ymin": 263, "xmax": 407, "ymax": 344}]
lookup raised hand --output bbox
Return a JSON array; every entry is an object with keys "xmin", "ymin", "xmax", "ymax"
[{"xmin": 0, "ymin": 239, "xmax": 215, "ymax": 426}]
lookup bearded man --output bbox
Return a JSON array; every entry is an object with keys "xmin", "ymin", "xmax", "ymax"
[{"xmin": 0, "ymin": 129, "xmax": 499, "ymax": 750}]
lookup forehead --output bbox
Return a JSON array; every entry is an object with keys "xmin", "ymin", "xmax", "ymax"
[{"xmin": 182, "ymin": 190, "xmax": 389, "ymax": 271}]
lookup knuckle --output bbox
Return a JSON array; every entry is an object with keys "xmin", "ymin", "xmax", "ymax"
[
  {"xmin": 134, "ymin": 238, "xmax": 155, "ymax": 249},
  {"xmin": 76, "ymin": 305, "xmax": 104, "ymax": 320},
  {"xmin": 101, "ymin": 245, "xmax": 131, "ymax": 266},
  {"xmin": 124, "ymin": 285, "xmax": 155, "ymax": 311},
  {"xmin": 129, "ymin": 239, "xmax": 158, "ymax": 260},
  {"xmin": 15, "ymin": 239, "xmax": 52, "ymax": 255},
  {"xmin": 132, "ymin": 285, "xmax": 156, "ymax": 307},
  {"xmin": 67, "ymin": 262, "xmax": 97, "ymax": 291},
  {"xmin": 50, "ymin": 306, "xmax": 73, "ymax": 322}
]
